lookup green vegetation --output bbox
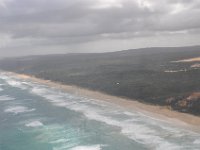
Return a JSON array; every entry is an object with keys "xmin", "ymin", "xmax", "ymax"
[{"xmin": 1, "ymin": 46, "xmax": 200, "ymax": 115}]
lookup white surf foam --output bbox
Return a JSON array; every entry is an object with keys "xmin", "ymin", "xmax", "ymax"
[
  {"xmin": 31, "ymin": 87, "xmax": 48, "ymax": 95},
  {"xmin": 0, "ymin": 95, "xmax": 15, "ymax": 101},
  {"xmin": 34, "ymin": 124, "xmax": 83, "ymax": 150},
  {"xmin": 50, "ymin": 139, "xmax": 69, "ymax": 144},
  {"xmin": 34, "ymin": 90, "xmax": 182, "ymax": 150},
  {"xmin": 71, "ymin": 105, "xmax": 177, "ymax": 148},
  {"xmin": 69, "ymin": 145, "xmax": 102, "ymax": 150},
  {"xmin": 6, "ymin": 80, "xmax": 28, "ymax": 90},
  {"xmin": 0, "ymin": 87, "xmax": 3, "ymax": 91},
  {"xmin": 24, "ymin": 80, "xmax": 200, "ymax": 150},
  {"xmin": 0, "ymin": 74, "xmax": 9, "ymax": 80},
  {"xmin": 4, "ymin": 106, "xmax": 35, "ymax": 114},
  {"xmin": 25, "ymin": 121, "xmax": 43, "ymax": 127},
  {"xmin": 194, "ymin": 139, "xmax": 200, "ymax": 144}
]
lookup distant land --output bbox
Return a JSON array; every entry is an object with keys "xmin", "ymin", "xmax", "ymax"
[{"xmin": 0, "ymin": 46, "xmax": 200, "ymax": 115}]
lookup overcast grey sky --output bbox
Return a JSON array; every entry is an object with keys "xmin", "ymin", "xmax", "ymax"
[{"xmin": 0, "ymin": 0, "xmax": 200, "ymax": 57}]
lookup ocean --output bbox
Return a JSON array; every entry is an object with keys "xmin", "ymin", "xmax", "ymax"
[{"xmin": 0, "ymin": 72, "xmax": 200, "ymax": 150}]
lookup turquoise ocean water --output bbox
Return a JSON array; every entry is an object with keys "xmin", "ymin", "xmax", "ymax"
[{"xmin": 0, "ymin": 72, "xmax": 200, "ymax": 150}]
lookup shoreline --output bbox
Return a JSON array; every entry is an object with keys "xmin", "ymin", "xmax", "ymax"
[{"xmin": 9, "ymin": 72, "xmax": 200, "ymax": 130}]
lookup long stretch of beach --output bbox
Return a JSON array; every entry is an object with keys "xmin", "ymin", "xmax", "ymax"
[{"xmin": 14, "ymin": 73, "xmax": 200, "ymax": 130}]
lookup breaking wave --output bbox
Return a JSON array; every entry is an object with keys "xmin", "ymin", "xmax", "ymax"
[
  {"xmin": 25, "ymin": 121, "xmax": 44, "ymax": 127},
  {"xmin": 0, "ymin": 95, "xmax": 15, "ymax": 101},
  {"xmin": 30, "ymin": 85, "xmax": 200, "ymax": 150},
  {"xmin": 4, "ymin": 106, "xmax": 35, "ymax": 114},
  {"xmin": 1, "ymin": 72, "xmax": 200, "ymax": 150}
]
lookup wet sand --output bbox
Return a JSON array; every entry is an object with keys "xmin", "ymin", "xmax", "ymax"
[
  {"xmin": 13, "ymin": 73, "xmax": 200, "ymax": 130},
  {"xmin": 172, "ymin": 57, "xmax": 200, "ymax": 62}
]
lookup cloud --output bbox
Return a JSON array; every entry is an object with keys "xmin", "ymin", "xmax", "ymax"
[{"xmin": 0, "ymin": 0, "xmax": 200, "ymax": 57}]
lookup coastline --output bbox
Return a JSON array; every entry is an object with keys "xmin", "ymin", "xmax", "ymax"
[{"xmin": 11, "ymin": 72, "xmax": 200, "ymax": 130}]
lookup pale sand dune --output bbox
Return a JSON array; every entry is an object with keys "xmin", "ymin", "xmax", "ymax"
[
  {"xmin": 14, "ymin": 73, "xmax": 200, "ymax": 130},
  {"xmin": 172, "ymin": 57, "xmax": 200, "ymax": 62}
]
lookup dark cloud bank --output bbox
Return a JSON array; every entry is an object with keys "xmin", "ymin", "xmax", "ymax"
[{"xmin": 0, "ymin": 0, "xmax": 200, "ymax": 57}]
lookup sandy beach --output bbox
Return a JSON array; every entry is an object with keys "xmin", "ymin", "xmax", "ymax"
[
  {"xmin": 12, "ymin": 72, "xmax": 200, "ymax": 130},
  {"xmin": 172, "ymin": 57, "xmax": 200, "ymax": 63}
]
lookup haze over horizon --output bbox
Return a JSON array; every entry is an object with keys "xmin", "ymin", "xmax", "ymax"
[{"xmin": 0, "ymin": 0, "xmax": 200, "ymax": 57}]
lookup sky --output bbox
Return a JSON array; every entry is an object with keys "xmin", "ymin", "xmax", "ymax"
[{"xmin": 0, "ymin": 0, "xmax": 200, "ymax": 57}]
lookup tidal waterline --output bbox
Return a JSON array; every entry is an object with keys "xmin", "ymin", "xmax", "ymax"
[{"xmin": 0, "ymin": 72, "xmax": 200, "ymax": 150}]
